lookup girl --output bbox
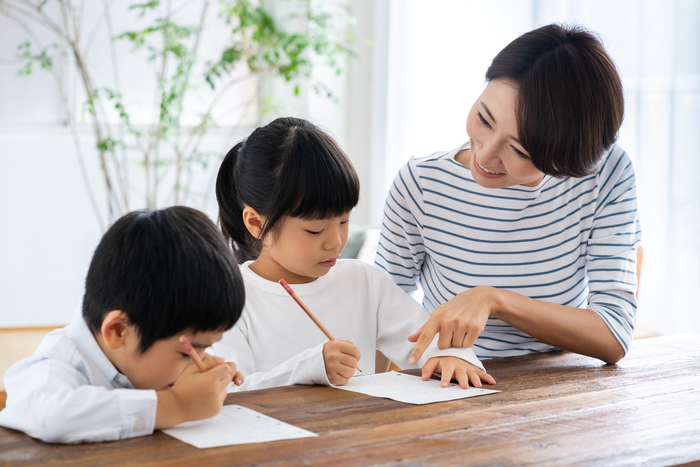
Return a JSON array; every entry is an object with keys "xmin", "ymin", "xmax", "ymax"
[{"xmin": 211, "ymin": 117, "xmax": 494, "ymax": 391}]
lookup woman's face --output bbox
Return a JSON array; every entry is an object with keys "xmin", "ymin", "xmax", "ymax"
[{"xmin": 463, "ymin": 79, "xmax": 545, "ymax": 188}]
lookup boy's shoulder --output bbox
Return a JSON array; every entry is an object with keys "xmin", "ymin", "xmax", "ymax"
[
  {"xmin": 23, "ymin": 322, "xmax": 80, "ymax": 368},
  {"xmin": 8, "ymin": 313, "xmax": 117, "ymax": 388}
]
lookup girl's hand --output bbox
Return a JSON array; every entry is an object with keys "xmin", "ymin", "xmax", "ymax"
[
  {"xmin": 323, "ymin": 340, "xmax": 361, "ymax": 386},
  {"xmin": 422, "ymin": 356, "xmax": 495, "ymax": 388},
  {"xmin": 224, "ymin": 360, "xmax": 245, "ymax": 386},
  {"xmin": 408, "ymin": 286, "xmax": 501, "ymax": 365}
]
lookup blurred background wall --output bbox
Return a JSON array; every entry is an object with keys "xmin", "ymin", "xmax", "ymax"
[{"xmin": 1, "ymin": 0, "xmax": 698, "ymax": 337}]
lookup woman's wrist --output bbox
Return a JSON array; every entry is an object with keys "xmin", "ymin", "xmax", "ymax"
[{"xmin": 489, "ymin": 287, "xmax": 521, "ymax": 321}]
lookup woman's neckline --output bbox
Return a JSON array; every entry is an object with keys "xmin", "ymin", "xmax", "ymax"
[{"xmin": 448, "ymin": 141, "xmax": 550, "ymax": 191}]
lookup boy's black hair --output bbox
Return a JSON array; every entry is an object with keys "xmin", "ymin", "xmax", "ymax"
[
  {"xmin": 82, "ymin": 206, "xmax": 245, "ymax": 353},
  {"xmin": 216, "ymin": 117, "xmax": 360, "ymax": 263}
]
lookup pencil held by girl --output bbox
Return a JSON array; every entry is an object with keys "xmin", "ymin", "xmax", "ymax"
[{"xmin": 210, "ymin": 117, "xmax": 495, "ymax": 390}]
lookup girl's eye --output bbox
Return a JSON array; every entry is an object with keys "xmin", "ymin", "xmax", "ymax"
[
  {"xmin": 512, "ymin": 146, "xmax": 529, "ymax": 159},
  {"xmin": 306, "ymin": 230, "xmax": 322, "ymax": 235},
  {"xmin": 477, "ymin": 112, "xmax": 491, "ymax": 128},
  {"xmin": 340, "ymin": 220, "xmax": 350, "ymax": 225},
  {"xmin": 181, "ymin": 353, "xmax": 190, "ymax": 359}
]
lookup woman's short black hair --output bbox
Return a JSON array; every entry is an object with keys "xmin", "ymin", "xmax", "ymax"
[
  {"xmin": 486, "ymin": 23, "xmax": 624, "ymax": 178},
  {"xmin": 216, "ymin": 117, "xmax": 360, "ymax": 263},
  {"xmin": 82, "ymin": 206, "xmax": 245, "ymax": 353}
]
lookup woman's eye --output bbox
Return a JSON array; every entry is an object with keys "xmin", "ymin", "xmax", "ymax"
[
  {"xmin": 512, "ymin": 146, "xmax": 529, "ymax": 159},
  {"xmin": 477, "ymin": 112, "xmax": 491, "ymax": 128}
]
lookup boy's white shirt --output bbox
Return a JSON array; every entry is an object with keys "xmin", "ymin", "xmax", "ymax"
[
  {"xmin": 210, "ymin": 259, "xmax": 485, "ymax": 392},
  {"xmin": 0, "ymin": 311, "xmax": 157, "ymax": 443}
]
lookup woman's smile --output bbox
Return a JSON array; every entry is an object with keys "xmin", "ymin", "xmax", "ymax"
[{"xmin": 473, "ymin": 153, "xmax": 505, "ymax": 178}]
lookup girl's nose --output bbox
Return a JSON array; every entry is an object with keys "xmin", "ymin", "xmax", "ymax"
[{"xmin": 325, "ymin": 230, "xmax": 342, "ymax": 250}]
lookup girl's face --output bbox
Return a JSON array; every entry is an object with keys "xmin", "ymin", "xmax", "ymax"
[
  {"xmin": 252, "ymin": 212, "xmax": 351, "ymax": 284},
  {"xmin": 460, "ymin": 79, "xmax": 545, "ymax": 189}
]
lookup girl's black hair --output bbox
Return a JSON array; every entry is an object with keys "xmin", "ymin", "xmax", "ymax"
[
  {"xmin": 216, "ymin": 117, "xmax": 360, "ymax": 263},
  {"xmin": 82, "ymin": 206, "xmax": 245, "ymax": 353}
]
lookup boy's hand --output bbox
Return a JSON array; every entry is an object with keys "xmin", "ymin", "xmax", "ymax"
[
  {"xmin": 323, "ymin": 340, "xmax": 361, "ymax": 386},
  {"xmin": 155, "ymin": 353, "xmax": 233, "ymax": 429},
  {"xmin": 421, "ymin": 356, "xmax": 496, "ymax": 389}
]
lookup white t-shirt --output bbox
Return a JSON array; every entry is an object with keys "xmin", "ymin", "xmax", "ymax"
[{"xmin": 210, "ymin": 259, "xmax": 484, "ymax": 391}]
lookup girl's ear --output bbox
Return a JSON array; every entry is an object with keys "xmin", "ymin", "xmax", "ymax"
[
  {"xmin": 242, "ymin": 206, "xmax": 265, "ymax": 239},
  {"xmin": 100, "ymin": 310, "xmax": 131, "ymax": 350}
]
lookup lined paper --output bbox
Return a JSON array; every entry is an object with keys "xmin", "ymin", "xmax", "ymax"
[
  {"xmin": 335, "ymin": 371, "xmax": 498, "ymax": 404},
  {"xmin": 162, "ymin": 405, "xmax": 317, "ymax": 448}
]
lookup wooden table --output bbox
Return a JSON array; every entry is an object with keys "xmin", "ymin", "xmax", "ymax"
[{"xmin": 1, "ymin": 335, "xmax": 699, "ymax": 466}]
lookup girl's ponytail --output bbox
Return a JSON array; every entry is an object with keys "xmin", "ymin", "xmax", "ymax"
[{"xmin": 215, "ymin": 141, "xmax": 261, "ymax": 263}]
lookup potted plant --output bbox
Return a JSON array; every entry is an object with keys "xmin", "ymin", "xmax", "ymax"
[{"xmin": 0, "ymin": 0, "xmax": 354, "ymax": 228}]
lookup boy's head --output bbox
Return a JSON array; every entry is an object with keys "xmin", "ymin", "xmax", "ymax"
[{"xmin": 83, "ymin": 206, "xmax": 244, "ymax": 390}]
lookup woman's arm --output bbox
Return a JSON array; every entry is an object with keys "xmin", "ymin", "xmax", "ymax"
[{"xmin": 408, "ymin": 287, "xmax": 626, "ymax": 365}]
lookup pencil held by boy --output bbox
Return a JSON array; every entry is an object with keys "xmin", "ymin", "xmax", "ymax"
[
  {"xmin": 0, "ymin": 207, "xmax": 245, "ymax": 443},
  {"xmin": 210, "ymin": 117, "xmax": 496, "ymax": 390}
]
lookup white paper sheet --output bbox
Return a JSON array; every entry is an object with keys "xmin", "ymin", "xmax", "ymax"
[
  {"xmin": 335, "ymin": 371, "xmax": 499, "ymax": 404},
  {"xmin": 162, "ymin": 405, "xmax": 317, "ymax": 448}
]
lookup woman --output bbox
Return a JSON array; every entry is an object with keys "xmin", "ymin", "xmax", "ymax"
[{"xmin": 376, "ymin": 24, "xmax": 640, "ymax": 366}]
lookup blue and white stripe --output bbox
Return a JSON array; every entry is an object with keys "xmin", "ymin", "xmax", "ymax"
[{"xmin": 375, "ymin": 143, "xmax": 642, "ymax": 359}]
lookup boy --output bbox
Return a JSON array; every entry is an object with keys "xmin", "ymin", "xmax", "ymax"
[{"xmin": 0, "ymin": 207, "xmax": 245, "ymax": 443}]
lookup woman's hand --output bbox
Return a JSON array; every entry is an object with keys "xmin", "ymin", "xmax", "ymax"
[{"xmin": 408, "ymin": 286, "xmax": 501, "ymax": 364}]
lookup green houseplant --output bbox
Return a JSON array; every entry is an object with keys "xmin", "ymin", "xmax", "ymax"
[{"xmin": 0, "ymin": 0, "xmax": 353, "ymax": 229}]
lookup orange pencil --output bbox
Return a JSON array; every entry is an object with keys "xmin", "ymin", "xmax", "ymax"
[
  {"xmin": 279, "ymin": 278, "xmax": 362, "ymax": 373},
  {"xmin": 179, "ymin": 336, "xmax": 207, "ymax": 372}
]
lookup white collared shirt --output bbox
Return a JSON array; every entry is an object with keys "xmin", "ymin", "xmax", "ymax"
[{"xmin": 0, "ymin": 311, "xmax": 157, "ymax": 443}]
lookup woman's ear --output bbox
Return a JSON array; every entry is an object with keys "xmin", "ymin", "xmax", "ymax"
[
  {"xmin": 100, "ymin": 310, "xmax": 131, "ymax": 350},
  {"xmin": 242, "ymin": 206, "xmax": 265, "ymax": 239}
]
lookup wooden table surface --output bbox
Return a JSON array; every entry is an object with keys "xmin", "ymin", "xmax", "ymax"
[{"xmin": 1, "ymin": 334, "xmax": 699, "ymax": 466}]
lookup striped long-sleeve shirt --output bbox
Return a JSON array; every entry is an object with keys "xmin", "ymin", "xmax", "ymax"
[{"xmin": 375, "ymin": 142, "xmax": 642, "ymax": 359}]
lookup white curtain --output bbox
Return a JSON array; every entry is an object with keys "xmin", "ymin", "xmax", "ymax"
[{"xmin": 382, "ymin": 0, "xmax": 700, "ymax": 335}]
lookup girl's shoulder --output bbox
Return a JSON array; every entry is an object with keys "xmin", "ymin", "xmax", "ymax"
[
  {"xmin": 334, "ymin": 259, "xmax": 400, "ymax": 291},
  {"xmin": 334, "ymin": 258, "xmax": 375, "ymax": 277}
]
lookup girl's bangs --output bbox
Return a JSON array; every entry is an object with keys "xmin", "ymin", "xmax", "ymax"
[{"xmin": 289, "ymin": 161, "xmax": 360, "ymax": 220}]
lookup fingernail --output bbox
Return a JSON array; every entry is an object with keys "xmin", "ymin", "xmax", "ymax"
[
  {"xmin": 422, "ymin": 372, "xmax": 428, "ymax": 379},
  {"xmin": 216, "ymin": 356, "xmax": 224, "ymax": 363},
  {"xmin": 442, "ymin": 381, "xmax": 447, "ymax": 388},
  {"xmin": 408, "ymin": 356, "xmax": 416, "ymax": 365}
]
